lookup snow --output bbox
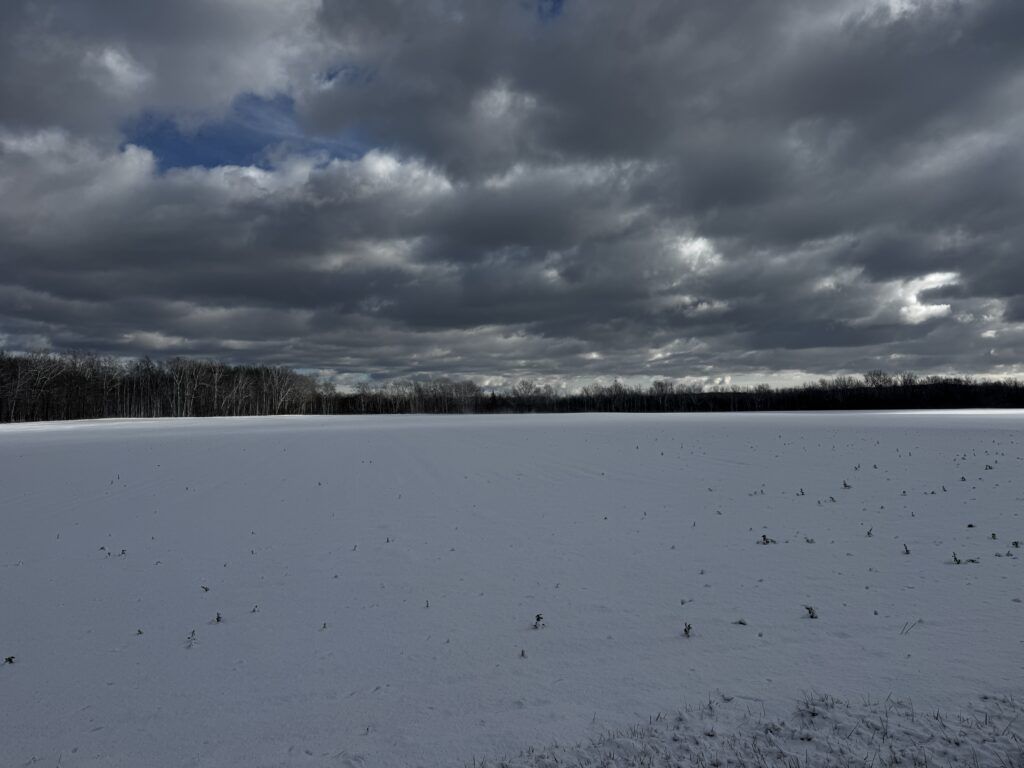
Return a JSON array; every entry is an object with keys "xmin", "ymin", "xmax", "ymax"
[{"xmin": 1, "ymin": 412, "xmax": 1021, "ymax": 767}]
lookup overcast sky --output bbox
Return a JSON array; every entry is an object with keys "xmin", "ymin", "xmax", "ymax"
[{"xmin": 1, "ymin": 1, "xmax": 1022, "ymax": 388}]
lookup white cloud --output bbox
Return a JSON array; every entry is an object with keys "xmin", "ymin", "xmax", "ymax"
[
  {"xmin": 0, "ymin": 131, "xmax": 156, "ymax": 241},
  {"xmin": 672, "ymin": 235, "xmax": 723, "ymax": 275},
  {"xmin": 306, "ymin": 150, "xmax": 454, "ymax": 201},
  {"xmin": 472, "ymin": 81, "xmax": 537, "ymax": 123},
  {"xmin": 85, "ymin": 47, "xmax": 151, "ymax": 94},
  {"xmin": 813, "ymin": 267, "xmax": 863, "ymax": 293},
  {"xmin": 119, "ymin": 331, "xmax": 188, "ymax": 350},
  {"xmin": 896, "ymin": 272, "xmax": 958, "ymax": 324}
]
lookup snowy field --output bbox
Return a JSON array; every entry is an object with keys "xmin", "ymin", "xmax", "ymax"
[{"xmin": 1, "ymin": 412, "xmax": 1022, "ymax": 767}]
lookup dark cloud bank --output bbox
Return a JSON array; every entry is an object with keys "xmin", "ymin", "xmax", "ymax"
[{"xmin": 1, "ymin": 0, "xmax": 1022, "ymax": 389}]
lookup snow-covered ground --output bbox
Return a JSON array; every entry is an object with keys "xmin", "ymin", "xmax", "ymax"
[{"xmin": 1, "ymin": 413, "xmax": 1021, "ymax": 767}]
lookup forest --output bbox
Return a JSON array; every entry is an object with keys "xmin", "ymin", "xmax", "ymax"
[{"xmin": 2, "ymin": 350, "xmax": 1023, "ymax": 423}]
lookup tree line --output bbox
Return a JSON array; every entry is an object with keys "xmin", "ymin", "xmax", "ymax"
[
  {"xmin": 0, "ymin": 352, "xmax": 326, "ymax": 422},
  {"xmin": 2, "ymin": 351, "xmax": 1023, "ymax": 423}
]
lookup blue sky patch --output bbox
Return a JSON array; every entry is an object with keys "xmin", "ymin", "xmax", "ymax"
[
  {"xmin": 123, "ymin": 93, "xmax": 365, "ymax": 171},
  {"xmin": 536, "ymin": 0, "xmax": 565, "ymax": 21}
]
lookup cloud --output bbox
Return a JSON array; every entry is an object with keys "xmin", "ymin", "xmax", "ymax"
[
  {"xmin": 1, "ymin": 0, "xmax": 1023, "ymax": 385},
  {"xmin": 0, "ymin": 0, "xmax": 326, "ymax": 138}
]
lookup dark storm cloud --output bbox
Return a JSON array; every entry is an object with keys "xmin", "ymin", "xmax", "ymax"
[
  {"xmin": 1, "ymin": 0, "xmax": 1023, "ymax": 386},
  {"xmin": 0, "ymin": 0, "xmax": 320, "ymax": 139}
]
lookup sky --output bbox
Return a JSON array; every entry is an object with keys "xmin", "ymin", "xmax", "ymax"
[{"xmin": 1, "ymin": 0, "xmax": 1022, "ymax": 390}]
